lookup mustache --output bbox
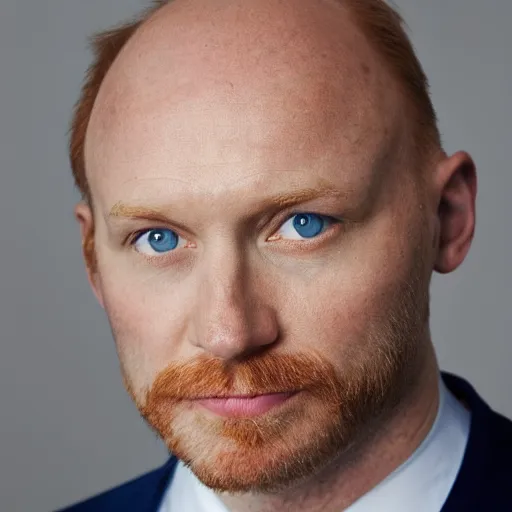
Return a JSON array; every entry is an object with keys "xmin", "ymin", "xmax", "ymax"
[{"xmin": 143, "ymin": 351, "xmax": 340, "ymax": 404}]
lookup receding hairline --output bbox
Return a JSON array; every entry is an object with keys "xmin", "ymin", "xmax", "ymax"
[{"xmin": 69, "ymin": 0, "xmax": 442, "ymax": 204}]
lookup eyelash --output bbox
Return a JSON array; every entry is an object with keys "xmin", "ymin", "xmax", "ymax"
[{"xmin": 127, "ymin": 212, "xmax": 343, "ymax": 256}]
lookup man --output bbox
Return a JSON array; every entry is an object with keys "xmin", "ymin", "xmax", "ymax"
[{"xmin": 60, "ymin": 0, "xmax": 511, "ymax": 510}]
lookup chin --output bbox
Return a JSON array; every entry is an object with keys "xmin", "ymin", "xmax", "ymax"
[{"xmin": 163, "ymin": 397, "xmax": 351, "ymax": 493}]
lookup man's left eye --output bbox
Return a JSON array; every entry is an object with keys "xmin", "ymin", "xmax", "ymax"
[{"xmin": 274, "ymin": 213, "xmax": 336, "ymax": 240}]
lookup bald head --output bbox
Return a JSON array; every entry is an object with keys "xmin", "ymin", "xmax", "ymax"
[
  {"xmin": 70, "ymin": 0, "xmax": 440, "ymax": 203},
  {"xmin": 88, "ymin": 0, "xmax": 404, "ymax": 199}
]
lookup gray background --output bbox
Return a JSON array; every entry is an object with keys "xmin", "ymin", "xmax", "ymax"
[{"xmin": 1, "ymin": 0, "xmax": 510, "ymax": 510}]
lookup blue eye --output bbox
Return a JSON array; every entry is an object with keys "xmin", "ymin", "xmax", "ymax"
[
  {"xmin": 293, "ymin": 214, "xmax": 326, "ymax": 238},
  {"xmin": 133, "ymin": 229, "xmax": 181, "ymax": 255},
  {"xmin": 277, "ymin": 213, "xmax": 333, "ymax": 240}
]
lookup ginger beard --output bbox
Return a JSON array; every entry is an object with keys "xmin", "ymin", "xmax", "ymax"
[{"xmin": 118, "ymin": 246, "xmax": 430, "ymax": 494}]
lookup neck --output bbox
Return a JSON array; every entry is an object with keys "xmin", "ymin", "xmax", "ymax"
[{"xmin": 219, "ymin": 341, "xmax": 440, "ymax": 512}]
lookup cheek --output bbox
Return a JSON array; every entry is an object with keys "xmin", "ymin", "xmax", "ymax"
[
  {"xmin": 97, "ymin": 266, "xmax": 192, "ymax": 394},
  {"xmin": 282, "ymin": 219, "xmax": 422, "ymax": 356}
]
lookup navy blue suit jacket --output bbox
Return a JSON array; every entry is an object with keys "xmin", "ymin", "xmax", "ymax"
[{"xmin": 58, "ymin": 374, "xmax": 512, "ymax": 511}]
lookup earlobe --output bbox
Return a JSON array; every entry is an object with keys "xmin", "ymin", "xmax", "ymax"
[
  {"xmin": 74, "ymin": 201, "xmax": 105, "ymax": 308},
  {"xmin": 433, "ymin": 151, "xmax": 477, "ymax": 274}
]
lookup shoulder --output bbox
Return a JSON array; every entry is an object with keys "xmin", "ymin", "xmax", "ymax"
[
  {"xmin": 56, "ymin": 457, "xmax": 179, "ymax": 512},
  {"xmin": 442, "ymin": 373, "xmax": 512, "ymax": 510},
  {"xmin": 443, "ymin": 372, "xmax": 512, "ymax": 464}
]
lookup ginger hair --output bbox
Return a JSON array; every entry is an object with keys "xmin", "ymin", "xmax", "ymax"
[{"xmin": 69, "ymin": 0, "xmax": 440, "ymax": 204}]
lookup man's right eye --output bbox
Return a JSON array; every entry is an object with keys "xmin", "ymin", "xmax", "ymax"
[{"xmin": 131, "ymin": 228, "xmax": 185, "ymax": 255}]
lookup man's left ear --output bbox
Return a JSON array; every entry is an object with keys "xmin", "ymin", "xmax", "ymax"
[{"xmin": 433, "ymin": 151, "xmax": 477, "ymax": 274}]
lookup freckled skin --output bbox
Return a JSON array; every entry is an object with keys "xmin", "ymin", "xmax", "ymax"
[{"xmin": 75, "ymin": 0, "xmax": 477, "ymax": 511}]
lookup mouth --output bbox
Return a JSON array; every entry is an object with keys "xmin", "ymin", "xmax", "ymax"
[{"xmin": 193, "ymin": 391, "xmax": 298, "ymax": 418}]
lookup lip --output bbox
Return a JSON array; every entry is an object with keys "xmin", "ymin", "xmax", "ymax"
[{"xmin": 195, "ymin": 391, "xmax": 297, "ymax": 418}]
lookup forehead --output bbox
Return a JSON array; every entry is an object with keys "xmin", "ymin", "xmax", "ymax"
[{"xmin": 85, "ymin": 0, "xmax": 404, "ymax": 206}]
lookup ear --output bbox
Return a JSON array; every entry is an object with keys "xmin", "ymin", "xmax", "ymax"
[
  {"xmin": 74, "ymin": 201, "xmax": 105, "ymax": 308},
  {"xmin": 433, "ymin": 151, "xmax": 477, "ymax": 274}
]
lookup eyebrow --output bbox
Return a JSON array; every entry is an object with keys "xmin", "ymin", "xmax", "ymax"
[{"xmin": 108, "ymin": 186, "xmax": 343, "ymax": 220}]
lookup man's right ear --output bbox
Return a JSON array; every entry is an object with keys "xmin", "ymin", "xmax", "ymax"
[{"xmin": 74, "ymin": 202, "xmax": 105, "ymax": 309}]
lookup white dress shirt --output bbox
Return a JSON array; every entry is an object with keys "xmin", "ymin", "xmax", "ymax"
[{"xmin": 159, "ymin": 378, "xmax": 470, "ymax": 512}]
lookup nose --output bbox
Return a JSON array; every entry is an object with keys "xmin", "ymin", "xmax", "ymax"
[{"xmin": 190, "ymin": 253, "xmax": 279, "ymax": 360}]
